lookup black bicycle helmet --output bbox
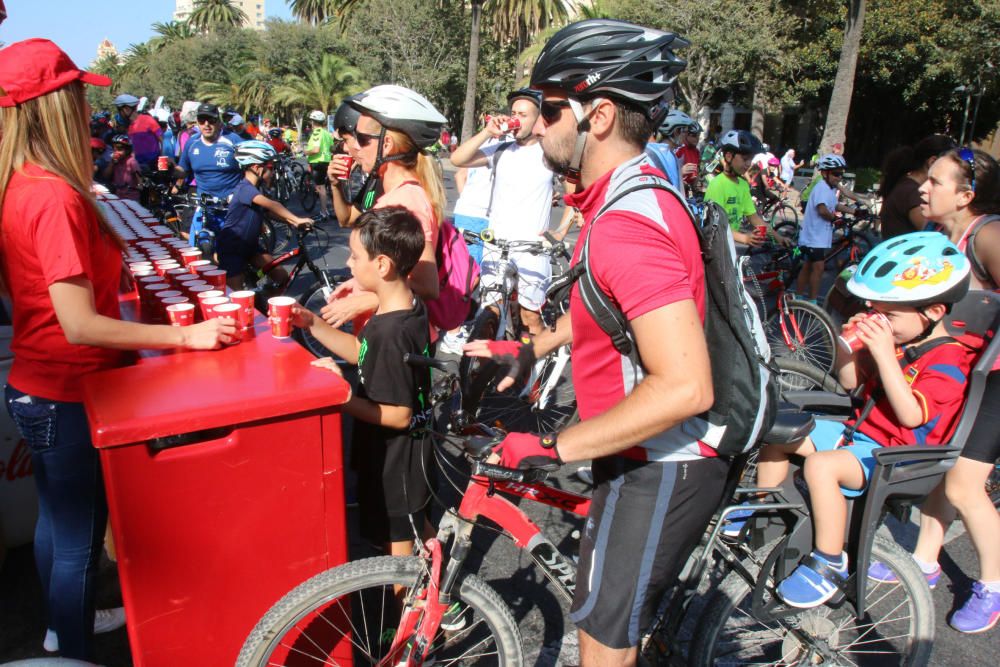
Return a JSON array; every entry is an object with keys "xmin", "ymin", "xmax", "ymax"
[
  {"xmin": 507, "ymin": 87, "xmax": 541, "ymax": 109},
  {"xmin": 334, "ymin": 94, "xmax": 362, "ymax": 135},
  {"xmin": 530, "ymin": 19, "xmax": 688, "ymax": 118},
  {"xmin": 719, "ymin": 129, "xmax": 764, "ymax": 156}
]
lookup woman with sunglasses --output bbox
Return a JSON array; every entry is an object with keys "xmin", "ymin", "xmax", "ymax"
[
  {"xmin": 324, "ymin": 85, "xmax": 447, "ymax": 331},
  {"xmin": 880, "ymin": 147, "xmax": 1000, "ymax": 634},
  {"xmin": 0, "ymin": 39, "xmax": 235, "ymax": 659}
]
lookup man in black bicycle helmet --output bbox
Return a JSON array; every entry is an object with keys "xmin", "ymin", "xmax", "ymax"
[{"xmin": 465, "ymin": 19, "xmax": 726, "ymax": 665}]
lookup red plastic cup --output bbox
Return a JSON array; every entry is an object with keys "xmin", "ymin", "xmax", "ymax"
[
  {"xmin": 166, "ymin": 302, "xmax": 195, "ymax": 326},
  {"xmin": 173, "ymin": 273, "xmax": 200, "ymax": 286},
  {"xmin": 165, "ymin": 267, "xmax": 192, "ymax": 284},
  {"xmin": 756, "ymin": 224, "xmax": 768, "ymax": 240},
  {"xmin": 157, "ymin": 156, "xmax": 170, "ymax": 172},
  {"xmin": 501, "ymin": 117, "xmax": 521, "ymax": 134},
  {"xmin": 199, "ymin": 295, "xmax": 229, "ymax": 320},
  {"xmin": 154, "ymin": 262, "xmax": 181, "ymax": 277},
  {"xmin": 229, "ymin": 290, "xmax": 256, "ymax": 329},
  {"xmin": 188, "ymin": 259, "xmax": 213, "ymax": 275},
  {"xmin": 838, "ymin": 311, "xmax": 891, "ymax": 353},
  {"xmin": 268, "ymin": 296, "xmax": 296, "ymax": 339},
  {"xmin": 179, "ymin": 248, "xmax": 203, "ymax": 267},
  {"xmin": 194, "ymin": 264, "xmax": 219, "ymax": 279},
  {"xmin": 210, "ymin": 303, "xmax": 242, "ymax": 345},
  {"xmin": 131, "ymin": 269, "xmax": 156, "ymax": 280},
  {"xmin": 202, "ymin": 269, "xmax": 228, "ymax": 290}
]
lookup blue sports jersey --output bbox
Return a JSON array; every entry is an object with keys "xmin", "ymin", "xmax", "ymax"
[{"xmin": 179, "ymin": 131, "xmax": 244, "ymax": 199}]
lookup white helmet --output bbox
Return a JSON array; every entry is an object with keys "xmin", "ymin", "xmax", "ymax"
[
  {"xmin": 660, "ymin": 109, "xmax": 693, "ymax": 137},
  {"xmin": 150, "ymin": 108, "xmax": 170, "ymax": 123},
  {"xmin": 817, "ymin": 154, "xmax": 847, "ymax": 171},
  {"xmin": 308, "ymin": 110, "xmax": 327, "ymax": 123},
  {"xmin": 348, "ymin": 84, "xmax": 447, "ymax": 150}
]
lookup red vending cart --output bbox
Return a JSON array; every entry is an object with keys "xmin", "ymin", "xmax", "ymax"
[{"xmin": 82, "ymin": 320, "xmax": 352, "ymax": 666}]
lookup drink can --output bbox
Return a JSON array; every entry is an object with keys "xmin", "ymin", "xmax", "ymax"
[
  {"xmin": 838, "ymin": 311, "xmax": 891, "ymax": 353},
  {"xmin": 157, "ymin": 156, "xmax": 170, "ymax": 172}
]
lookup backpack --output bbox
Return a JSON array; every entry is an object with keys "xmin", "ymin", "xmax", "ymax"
[
  {"xmin": 427, "ymin": 217, "xmax": 480, "ymax": 330},
  {"xmin": 556, "ymin": 172, "xmax": 778, "ymax": 457}
]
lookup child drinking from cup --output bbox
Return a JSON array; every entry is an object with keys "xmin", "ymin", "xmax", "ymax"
[
  {"xmin": 723, "ymin": 233, "xmax": 980, "ymax": 608},
  {"xmin": 290, "ymin": 205, "xmax": 434, "ymax": 557}
]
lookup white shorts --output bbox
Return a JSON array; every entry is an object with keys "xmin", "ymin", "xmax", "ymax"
[{"xmin": 479, "ymin": 244, "xmax": 552, "ymax": 311}]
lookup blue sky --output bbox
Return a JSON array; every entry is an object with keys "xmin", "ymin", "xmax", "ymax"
[{"xmin": 0, "ymin": 0, "xmax": 295, "ymax": 67}]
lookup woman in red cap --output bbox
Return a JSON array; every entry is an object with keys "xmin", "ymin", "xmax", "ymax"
[{"xmin": 0, "ymin": 39, "xmax": 235, "ymax": 659}]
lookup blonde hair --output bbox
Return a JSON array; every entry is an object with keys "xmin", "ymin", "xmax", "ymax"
[
  {"xmin": 384, "ymin": 127, "xmax": 446, "ymax": 225},
  {"xmin": 0, "ymin": 81, "xmax": 122, "ymax": 247}
]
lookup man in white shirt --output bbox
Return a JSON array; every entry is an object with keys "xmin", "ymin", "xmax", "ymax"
[{"xmin": 451, "ymin": 88, "xmax": 555, "ymax": 334}]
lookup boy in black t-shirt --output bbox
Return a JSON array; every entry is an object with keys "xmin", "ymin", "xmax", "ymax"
[{"xmin": 291, "ymin": 206, "xmax": 432, "ymax": 555}]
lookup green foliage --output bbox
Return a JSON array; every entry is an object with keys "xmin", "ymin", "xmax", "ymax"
[
  {"xmin": 271, "ymin": 53, "xmax": 366, "ymax": 114},
  {"xmin": 188, "ymin": 0, "xmax": 248, "ymax": 32},
  {"xmin": 288, "ymin": 0, "xmax": 339, "ymax": 25}
]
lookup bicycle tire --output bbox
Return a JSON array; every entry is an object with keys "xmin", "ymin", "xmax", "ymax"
[
  {"xmin": 765, "ymin": 299, "xmax": 837, "ymax": 374},
  {"xmin": 772, "ymin": 220, "xmax": 799, "ymax": 246},
  {"xmin": 768, "ymin": 204, "xmax": 799, "ymax": 231},
  {"xmin": 294, "ymin": 280, "xmax": 352, "ymax": 359},
  {"xmin": 236, "ymin": 555, "xmax": 523, "ymax": 667},
  {"xmin": 289, "ymin": 160, "xmax": 306, "ymax": 183},
  {"xmin": 690, "ymin": 535, "xmax": 934, "ymax": 666},
  {"xmin": 774, "ymin": 356, "xmax": 845, "ymax": 394},
  {"xmin": 259, "ymin": 219, "xmax": 277, "ymax": 254},
  {"xmin": 298, "ymin": 174, "xmax": 318, "ymax": 212},
  {"xmin": 459, "ymin": 308, "xmax": 502, "ymax": 413}
]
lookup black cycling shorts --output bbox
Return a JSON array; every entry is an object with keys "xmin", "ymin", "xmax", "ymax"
[
  {"xmin": 311, "ymin": 162, "xmax": 330, "ymax": 186},
  {"xmin": 798, "ymin": 245, "xmax": 829, "ymax": 262},
  {"xmin": 961, "ymin": 372, "xmax": 1000, "ymax": 464},
  {"xmin": 569, "ymin": 455, "xmax": 731, "ymax": 649}
]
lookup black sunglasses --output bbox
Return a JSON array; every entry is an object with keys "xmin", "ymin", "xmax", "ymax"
[
  {"xmin": 196, "ymin": 116, "xmax": 219, "ymax": 125},
  {"xmin": 355, "ymin": 131, "xmax": 381, "ymax": 147},
  {"xmin": 540, "ymin": 99, "xmax": 572, "ymax": 124},
  {"xmin": 959, "ymin": 147, "xmax": 976, "ymax": 193}
]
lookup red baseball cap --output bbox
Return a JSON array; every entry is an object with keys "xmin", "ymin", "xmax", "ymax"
[{"xmin": 0, "ymin": 38, "xmax": 112, "ymax": 108}]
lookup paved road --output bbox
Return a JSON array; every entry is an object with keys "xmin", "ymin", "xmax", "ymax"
[{"xmin": 1, "ymin": 164, "xmax": 997, "ymax": 665}]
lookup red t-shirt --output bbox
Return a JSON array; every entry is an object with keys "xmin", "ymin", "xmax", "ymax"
[
  {"xmin": 267, "ymin": 137, "xmax": 289, "ymax": 154},
  {"xmin": 675, "ymin": 144, "xmax": 700, "ymax": 184},
  {"xmin": 855, "ymin": 341, "xmax": 979, "ymax": 447},
  {"xmin": 0, "ymin": 164, "xmax": 129, "ymax": 401},
  {"xmin": 565, "ymin": 156, "xmax": 709, "ymax": 462}
]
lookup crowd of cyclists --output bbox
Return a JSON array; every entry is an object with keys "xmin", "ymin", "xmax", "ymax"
[{"xmin": 1, "ymin": 13, "xmax": 1000, "ymax": 665}]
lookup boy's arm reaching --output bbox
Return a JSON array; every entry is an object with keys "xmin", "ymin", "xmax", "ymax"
[
  {"xmin": 290, "ymin": 304, "xmax": 360, "ymax": 363},
  {"xmin": 342, "ymin": 398, "xmax": 412, "ymax": 431},
  {"xmin": 252, "ymin": 194, "xmax": 314, "ymax": 227}
]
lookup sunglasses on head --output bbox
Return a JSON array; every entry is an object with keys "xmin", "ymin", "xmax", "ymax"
[
  {"xmin": 355, "ymin": 131, "xmax": 381, "ymax": 147},
  {"xmin": 959, "ymin": 147, "xmax": 976, "ymax": 193},
  {"xmin": 540, "ymin": 99, "xmax": 572, "ymax": 124}
]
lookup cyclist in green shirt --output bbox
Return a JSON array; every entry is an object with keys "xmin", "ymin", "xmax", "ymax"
[
  {"xmin": 703, "ymin": 129, "xmax": 767, "ymax": 247},
  {"xmin": 305, "ymin": 109, "xmax": 334, "ymax": 219}
]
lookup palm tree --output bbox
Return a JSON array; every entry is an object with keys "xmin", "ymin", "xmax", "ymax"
[
  {"xmin": 121, "ymin": 43, "xmax": 153, "ymax": 80},
  {"xmin": 818, "ymin": 0, "xmax": 866, "ymax": 154},
  {"xmin": 150, "ymin": 20, "xmax": 196, "ymax": 49},
  {"xmin": 272, "ymin": 53, "xmax": 366, "ymax": 116},
  {"xmin": 187, "ymin": 0, "xmax": 248, "ymax": 33},
  {"xmin": 287, "ymin": 0, "xmax": 338, "ymax": 25}
]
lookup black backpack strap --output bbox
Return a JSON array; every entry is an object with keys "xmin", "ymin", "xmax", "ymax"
[
  {"xmin": 484, "ymin": 141, "xmax": 513, "ymax": 219},
  {"xmin": 965, "ymin": 214, "xmax": 1000, "ymax": 288}
]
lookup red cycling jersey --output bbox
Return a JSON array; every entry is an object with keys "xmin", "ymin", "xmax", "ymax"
[{"xmin": 565, "ymin": 155, "xmax": 711, "ymax": 461}]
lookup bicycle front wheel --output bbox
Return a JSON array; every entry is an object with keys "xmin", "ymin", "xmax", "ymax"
[
  {"xmin": 765, "ymin": 299, "xmax": 837, "ymax": 374},
  {"xmin": 295, "ymin": 279, "xmax": 351, "ymax": 359},
  {"xmin": 690, "ymin": 535, "xmax": 934, "ymax": 666},
  {"xmin": 299, "ymin": 174, "xmax": 318, "ymax": 212},
  {"xmin": 236, "ymin": 556, "xmax": 523, "ymax": 667}
]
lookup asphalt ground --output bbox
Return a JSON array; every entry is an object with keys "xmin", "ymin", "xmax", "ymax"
[{"xmin": 1, "ymin": 163, "xmax": 997, "ymax": 665}]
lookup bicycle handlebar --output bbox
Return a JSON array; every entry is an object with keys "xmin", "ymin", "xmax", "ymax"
[{"xmin": 471, "ymin": 459, "xmax": 550, "ymax": 484}]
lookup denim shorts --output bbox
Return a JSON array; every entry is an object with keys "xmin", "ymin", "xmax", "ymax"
[{"xmin": 810, "ymin": 418, "xmax": 883, "ymax": 498}]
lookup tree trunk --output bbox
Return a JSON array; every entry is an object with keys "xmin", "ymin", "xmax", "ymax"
[
  {"xmin": 818, "ymin": 0, "xmax": 866, "ymax": 155},
  {"xmin": 460, "ymin": 0, "xmax": 484, "ymax": 142},
  {"xmin": 751, "ymin": 78, "xmax": 766, "ymax": 142}
]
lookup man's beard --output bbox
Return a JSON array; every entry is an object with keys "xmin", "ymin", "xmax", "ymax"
[{"xmin": 540, "ymin": 135, "xmax": 574, "ymax": 176}]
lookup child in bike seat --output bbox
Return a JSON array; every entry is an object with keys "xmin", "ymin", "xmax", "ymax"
[
  {"xmin": 216, "ymin": 140, "xmax": 313, "ymax": 290},
  {"xmin": 725, "ymin": 232, "xmax": 979, "ymax": 609},
  {"xmin": 289, "ymin": 206, "xmax": 434, "ymax": 557}
]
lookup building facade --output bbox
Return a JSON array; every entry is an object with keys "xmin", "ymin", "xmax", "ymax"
[{"xmin": 174, "ymin": 0, "xmax": 266, "ymax": 30}]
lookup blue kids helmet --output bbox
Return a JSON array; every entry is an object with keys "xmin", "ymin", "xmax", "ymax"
[
  {"xmin": 234, "ymin": 140, "xmax": 277, "ymax": 168},
  {"xmin": 847, "ymin": 232, "xmax": 970, "ymax": 308}
]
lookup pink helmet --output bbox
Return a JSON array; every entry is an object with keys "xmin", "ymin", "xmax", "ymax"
[{"xmin": 767, "ymin": 156, "xmax": 780, "ymax": 167}]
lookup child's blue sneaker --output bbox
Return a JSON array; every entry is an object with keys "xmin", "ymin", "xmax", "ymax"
[
  {"xmin": 949, "ymin": 581, "xmax": 1000, "ymax": 634},
  {"xmin": 867, "ymin": 560, "xmax": 941, "ymax": 589},
  {"xmin": 721, "ymin": 506, "xmax": 756, "ymax": 538},
  {"xmin": 777, "ymin": 551, "xmax": 848, "ymax": 609}
]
